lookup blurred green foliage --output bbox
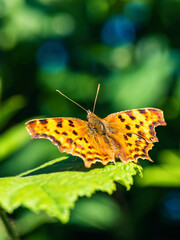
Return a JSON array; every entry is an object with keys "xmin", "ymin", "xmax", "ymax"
[{"xmin": 0, "ymin": 0, "xmax": 179, "ymax": 239}]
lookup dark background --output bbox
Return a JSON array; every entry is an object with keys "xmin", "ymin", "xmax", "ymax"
[{"xmin": 0, "ymin": 0, "xmax": 180, "ymax": 239}]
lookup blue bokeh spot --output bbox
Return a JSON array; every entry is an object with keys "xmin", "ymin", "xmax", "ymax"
[
  {"xmin": 163, "ymin": 192, "xmax": 180, "ymax": 221},
  {"xmin": 101, "ymin": 15, "xmax": 135, "ymax": 47},
  {"xmin": 36, "ymin": 40, "xmax": 68, "ymax": 73}
]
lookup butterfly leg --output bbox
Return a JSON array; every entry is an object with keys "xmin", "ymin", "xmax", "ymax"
[{"xmin": 72, "ymin": 156, "xmax": 78, "ymax": 162}]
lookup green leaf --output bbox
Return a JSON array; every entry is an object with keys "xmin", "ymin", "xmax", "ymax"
[{"xmin": 0, "ymin": 157, "xmax": 142, "ymax": 223}]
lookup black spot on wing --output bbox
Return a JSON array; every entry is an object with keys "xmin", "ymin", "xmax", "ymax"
[
  {"xmin": 126, "ymin": 133, "xmax": 132, "ymax": 137},
  {"xmin": 118, "ymin": 115, "xmax": 125, "ymax": 122},
  {"xmin": 135, "ymin": 124, "xmax": 140, "ymax": 128},
  {"xmin": 88, "ymin": 146, "xmax": 93, "ymax": 149},
  {"xmin": 84, "ymin": 138, "xmax": 88, "ymax": 143},
  {"xmin": 149, "ymin": 124, "xmax": 154, "ymax": 131},
  {"xmin": 149, "ymin": 124, "xmax": 155, "ymax": 136},
  {"xmin": 138, "ymin": 109, "xmax": 146, "ymax": 114},
  {"xmin": 125, "ymin": 125, "xmax": 131, "ymax": 130},
  {"xmin": 62, "ymin": 131, "xmax": 68, "ymax": 135},
  {"xmin": 55, "ymin": 130, "xmax": 60, "ymax": 134},
  {"xmin": 40, "ymin": 119, "xmax": 48, "ymax": 125},
  {"xmin": 28, "ymin": 120, "xmax": 36, "ymax": 125},
  {"xmin": 142, "ymin": 149, "xmax": 146, "ymax": 153},
  {"xmin": 57, "ymin": 120, "xmax": 62, "ymax": 128},
  {"xmin": 41, "ymin": 134, "xmax": 47, "ymax": 138},
  {"xmin": 138, "ymin": 131, "xmax": 145, "ymax": 136},
  {"xmin": 73, "ymin": 130, "xmax": 78, "ymax": 136},
  {"xmin": 127, "ymin": 143, "xmax": 132, "ymax": 147},
  {"xmin": 149, "ymin": 130, "xmax": 154, "ymax": 136},
  {"xmin": 126, "ymin": 111, "xmax": 136, "ymax": 120},
  {"xmin": 49, "ymin": 136, "xmax": 55, "ymax": 141},
  {"xmin": 66, "ymin": 138, "xmax": 73, "ymax": 144},
  {"xmin": 49, "ymin": 136, "xmax": 61, "ymax": 147},
  {"xmin": 140, "ymin": 121, "xmax": 143, "ymax": 126},
  {"xmin": 68, "ymin": 119, "xmax": 75, "ymax": 127},
  {"xmin": 148, "ymin": 108, "xmax": 158, "ymax": 112},
  {"xmin": 124, "ymin": 135, "xmax": 128, "ymax": 141}
]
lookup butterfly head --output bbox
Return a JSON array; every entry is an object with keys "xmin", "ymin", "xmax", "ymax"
[{"xmin": 87, "ymin": 110, "xmax": 96, "ymax": 119}]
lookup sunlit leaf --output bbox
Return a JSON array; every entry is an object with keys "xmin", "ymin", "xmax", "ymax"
[{"xmin": 0, "ymin": 157, "xmax": 142, "ymax": 223}]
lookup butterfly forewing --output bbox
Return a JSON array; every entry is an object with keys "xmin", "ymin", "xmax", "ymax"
[
  {"xmin": 103, "ymin": 108, "xmax": 166, "ymax": 162},
  {"xmin": 26, "ymin": 117, "xmax": 114, "ymax": 168}
]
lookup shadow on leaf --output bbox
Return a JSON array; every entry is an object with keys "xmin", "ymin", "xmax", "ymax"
[{"xmin": 22, "ymin": 156, "xmax": 113, "ymax": 177}]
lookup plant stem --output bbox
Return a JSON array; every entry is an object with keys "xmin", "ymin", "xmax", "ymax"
[{"xmin": 0, "ymin": 207, "xmax": 20, "ymax": 240}]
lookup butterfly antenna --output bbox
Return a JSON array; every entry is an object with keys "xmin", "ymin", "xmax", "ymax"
[
  {"xmin": 56, "ymin": 90, "xmax": 88, "ymax": 113},
  {"xmin": 93, "ymin": 84, "xmax": 100, "ymax": 113}
]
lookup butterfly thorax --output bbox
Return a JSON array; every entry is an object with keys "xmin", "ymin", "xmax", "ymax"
[{"xmin": 87, "ymin": 110, "xmax": 106, "ymax": 135}]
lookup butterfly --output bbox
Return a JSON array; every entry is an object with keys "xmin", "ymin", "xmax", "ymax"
[{"xmin": 26, "ymin": 85, "xmax": 166, "ymax": 168}]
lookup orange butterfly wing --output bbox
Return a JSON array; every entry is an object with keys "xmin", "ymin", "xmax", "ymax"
[
  {"xmin": 26, "ymin": 108, "xmax": 166, "ymax": 167},
  {"xmin": 26, "ymin": 117, "xmax": 115, "ymax": 168},
  {"xmin": 103, "ymin": 108, "xmax": 166, "ymax": 163}
]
